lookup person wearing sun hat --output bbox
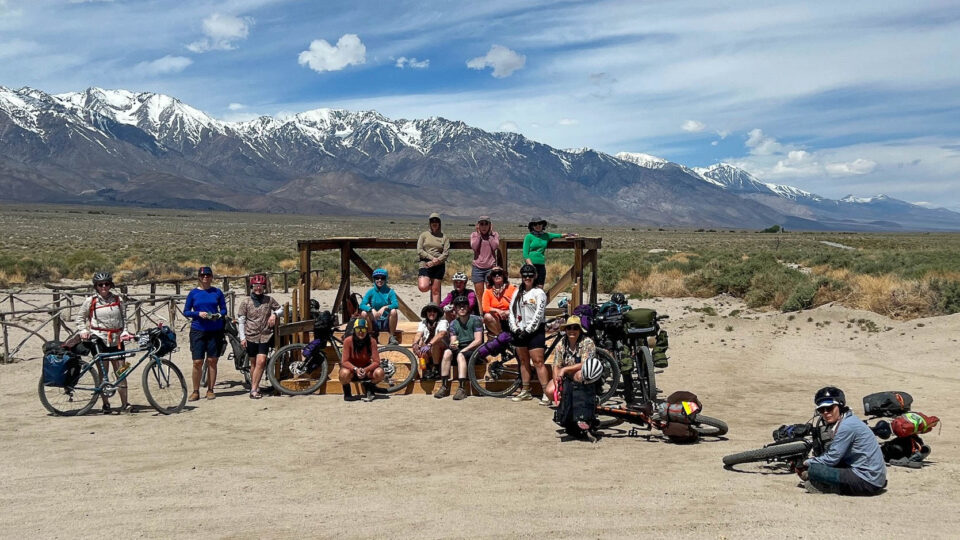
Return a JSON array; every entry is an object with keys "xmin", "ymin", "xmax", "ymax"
[
  {"xmin": 480, "ymin": 266, "xmax": 515, "ymax": 335},
  {"xmin": 470, "ymin": 215, "xmax": 500, "ymax": 299},
  {"xmin": 522, "ymin": 217, "xmax": 577, "ymax": 288},
  {"xmin": 544, "ymin": 315, "xmax": 598, "ymax": 406},
  {"xmin": 417, "ymin": 212, "xmax": 450, "ymax": 304},
  {"xmin": 412, "ymin": 303, "xmax": 448, "ymax": 380}
]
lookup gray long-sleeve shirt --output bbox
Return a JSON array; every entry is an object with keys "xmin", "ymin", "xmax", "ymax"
[{"xmin": 807, "ymin": 411, "xmax": 887, "ymax": 487}]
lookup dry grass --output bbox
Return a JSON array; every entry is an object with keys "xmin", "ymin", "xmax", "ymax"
[
  {"xmin": 0, "ymin": 270, "xmax": 26, "ymax": 288},
  {"xmin": 615, "ymin": 268, "xmax": 694, "ymax": 298},
  {"xmin": 278, "ymin": 259, "xmax": 299, "ymax": 271},
  {"xmin": 847, "ymin": 274, "xmax": 932, "ymax": 319}
]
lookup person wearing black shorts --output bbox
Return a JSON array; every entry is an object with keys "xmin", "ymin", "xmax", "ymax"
[
  {"xmin": 183, "ymin": 266, "xmax": 227, "ymax": 401},
  {"xmin": 237, "ymin": 274, "xmax": 282, "ymax": 399},
  {"xmin": 507, "ymin": 264, "xmax": 549, "ymax": 403},
  {"xmin": 416, "ymin": 212, "xmax": 450, "ymax": 304}
]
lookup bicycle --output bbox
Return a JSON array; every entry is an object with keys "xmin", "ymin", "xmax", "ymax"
[
  {"xmin": 199, "ymin": 316, "xmax": 275, "ymax": 392},
  {"xmin": 466, "ymin": 319, "xmax": 621, "ymax": 402},
  {"xmin": 595, "ymin": 399, "xmax": 729, "ymax": 441},
  {"xmin": 38, "ymin": 325, "xmax": 187, "ymax": 416},
  {"xmin": 591, "ymin": 309, "xmax": 669, "ymax": 406},
  {"xmin": 267, "ymin": 323, "xmax": 418, "ymax": 396}
]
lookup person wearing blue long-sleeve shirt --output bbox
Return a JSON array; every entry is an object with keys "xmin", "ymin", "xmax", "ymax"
[
  {"xmin": 360, "ymin": 268, "xmax": 399, "ymax": 345},
  {"xmin": 183, "ymin": 266, "xmax": 227, "ymax": 401},
  {"xmin": 800, "ymin": 387, "xmax": 886, "ymax": 495}
]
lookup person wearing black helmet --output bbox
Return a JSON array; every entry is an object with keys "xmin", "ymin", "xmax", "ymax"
[
  {"xmin": 522, "ymin": 217, "xmax": 576, "ymax": 288},
  {"xmin": 435, "ymin": 296, "xmax": 483, "ymax": 400},
  {"xmin": 76, "ymin": 271, "xmax": 134, "ymax": 414},
  {"xmin": 797, "ymin": 386, "xmax": 886, "ymax": 495},
  {"xmin": 508, "ymin": 264, "xmax": 549, "ymax": 403}
]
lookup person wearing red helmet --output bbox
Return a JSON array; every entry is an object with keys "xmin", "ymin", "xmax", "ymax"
[{"xmin": 237, "ymin": 274, "xmax": 282, "ymax": 399}]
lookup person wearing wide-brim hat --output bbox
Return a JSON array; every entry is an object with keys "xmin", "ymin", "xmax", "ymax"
[
  {"xmin": 470, "ymin": 215, "xmax": 500, "ymax": 299},
  {"xmin": 544, "ymin": 315, "xmax": 597, "ymax": 406},
  {"xmin": 417, "ymin": 212, "xmax": 450, "ymax": 304},
  {"xmin": 480, "ymin": 266, "xmax": 515, "ymax": 335},
  {"xmin": 523, "ymin": 217, "xmax": 577, "ymax": 288},
  {"xmin": 411, "ymin": 303, "xmax": 448, "ymax": 380}
]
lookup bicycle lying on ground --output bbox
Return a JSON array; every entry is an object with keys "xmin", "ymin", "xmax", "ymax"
[
  {"xmin": 466, "ymin": 318, "xmax": 621, "ymax": 402},
  {"xmin": 267, "ymin": 323, "xmax": 418, "ymax": 396},
  {"xmin": 595, "ymin": 395, "xmax": 729, "ymax": 442},
  {"xmin": 39, "ymin": 325, "xmax": 187, "ymax": 416},
  {"xmin": 722, "ymin": 416, "xmax": 833, "ymax": 469}
]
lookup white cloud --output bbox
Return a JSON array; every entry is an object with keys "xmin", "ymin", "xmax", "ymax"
[
  {"xmin": 825, "ymin": 158, "xmax": 877, "ymax": 176},
  {"xmin": 681, "ymin": 119, "xmax": 705, "ymax": 132},
  {"xmin": 187, "ymin": 13, "xmax": 253, "ymax": 53},
  {"xmin": 395, "ymin": 56, "xmax": 429, "ymax": 69},
  {"xmin": 498, "ymin": 121, "xmax": 519, "ymax": 132},
  {"xmin": 745, "ymin": 128, "xmax": 783, "ymax": 155},
  {"xmin": 467, "ymin": 45, "xmax": 525, "ymax": 78},
  {"xmin": 716, "ymin": 129, "xmax": 730, "ymax": 139},
  {"xmin": 558, "ymin": 118, "xmax": 578, "ymax": 126},
  {"xmin": 227, "ymin": 102, "xmax": 245, "ymax": 111},
  {"xmin": 131, "ymin": 55, "xmax": 192, "ymax": 76},
  {"xmin": 298, "ymin": 34, "xmax": 366, "ymax": 73}
]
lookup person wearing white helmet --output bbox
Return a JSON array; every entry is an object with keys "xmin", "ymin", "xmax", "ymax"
[{"xmin": 440, "ymin": 271, "xmax": 479, "ymax": 316}]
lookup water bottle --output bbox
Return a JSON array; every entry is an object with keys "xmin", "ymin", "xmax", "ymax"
[{"xmin": 116, "ymin": 362, "xmax": 131, "ymax": 377}]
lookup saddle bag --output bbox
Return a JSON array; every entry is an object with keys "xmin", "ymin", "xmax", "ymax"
[
  {"xmin": 41, "ymin": 341, "xmax": 81, "ymax": 388},
  {"xmin": 149, "ymin": 326, "xmax": 178, "ymax": 356},
  {"xmin": 891, "ymin": 411, "xmax": 939, "ymax": 438},
  {"xmin": 863, "ymin": 391, "xmax": 913, "ymax": 417},
  {"xmin": 658, "ymin": 390, "xmax": 702, "ymax": 444}
]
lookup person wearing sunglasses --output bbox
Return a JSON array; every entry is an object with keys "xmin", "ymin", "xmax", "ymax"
[
  {"xmin": 508, "ymin": 264, "xmax": 549, "ymax": 403},
  {"xmin": 797, "ymin": 386, "xmax": 886, "ymax": 495},
  {"xmin": 439, "ymin": 272, "xmax": 478, "ymax": 316},
  {"xmin": 416, "ymin": 212, "xmax": 450, "ymax": 305},
  {"xmin": 480, "ymin": 266, "xmax": 515, "ymax": 335},
  {"xmin": 522, "ymin": 217, "xmax": 576, "ymax": 288},
  {"xmin": 470, "ymin": 215, "xmax": 500, "ymax": 299},
  {"xmin": 183, "ymin": 266, "xmax": 227, "ymax": 401},
  {"xmin": 76, "ymin": 271, "xmax": 134, "ymax": 414},
  {"xmin": 338, "ymin": 318, "xmax": 384, "ymax": 402},
  {"xmin": 236, "ymin": 274, "xmax": 282, "ymax": 399},
  {"xmin": 360, "ymin": 268, "xmax": 399, "ymax": 345}
]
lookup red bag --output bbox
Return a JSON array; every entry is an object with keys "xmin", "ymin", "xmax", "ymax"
[{"xmin": 891, "ymin": 412, "xmax": 940, "ymax": 438}]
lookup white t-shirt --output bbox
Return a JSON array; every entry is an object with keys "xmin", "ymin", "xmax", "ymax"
[{"xmin": 417, "ymin": 319, "xmax": 449, "ymax": 344}]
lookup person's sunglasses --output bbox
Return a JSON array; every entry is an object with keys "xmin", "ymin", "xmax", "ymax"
[
  {"xmin": 374, "ymin": 277, "xmax": 385, "ymax": 281},
  {"xmin": 478, "ymin": 221, "xmax": 490, "ymax": 225},
  {"xmin": 816, "ymin": 405, "xmax": 834, "ymax": 413},
  {"xmin": 200, "ymin": 274, "xmax": 213, "ymax": 278},
  {"xmin": 522, "ymin": 275, "xmax": 535, "ymax": 279},
  {"xmin": 95, "ymin": 283, "xmax": 112, "ymax": 288}
]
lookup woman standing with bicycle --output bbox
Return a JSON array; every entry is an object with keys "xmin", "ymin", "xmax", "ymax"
[
  {"xmin": 237, "ymin": 274, "xmax": 282, "ymax": 399},
  {"xmin": 508, "ymin": 264, "xmax": 549, "ymax": 403},
  {"xmin": 183, "ymin": 266, "xmax": 227, "ymax": 401},
  {"xmin": 76, "ymin": 271, "xmax": 134, "ymax": 414}
]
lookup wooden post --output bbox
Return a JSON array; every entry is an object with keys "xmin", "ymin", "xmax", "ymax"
[
  {"xmin": 150, "ymin": 283, "xmax": 157, "ymax": 305},
  {"xmin": 283, "ymin": 271, "xmax": 289, "ymax": 293},
  {"xmin": 588, "ymin": 249, "xmax": 599, "ymax": 304},
  {"xmin": 1, "ymin": 313, "xmax": 9, "ymax": 363},
  {"xmin": 573, "ymin": 238, "xmax": 584, "ymax": 307},
  {"xmin": 244, "ymin": 276, "xmax": 251, "ymax": 297},
  {"xmin": 339, "ymin": 242, "xmax": 351, "ymax": 322},
  {"xmin": 228, "ymin": 291, "xmax": 236, "ymax": 318},
  {"xmin": 299, "ymin": 243, "xmax": 312, "ymax": 325},
  {"xmin": 168, "ymin": 299, "xmax": 176, "ymax": 328},
  {"xmin": 52, "ymin": 292, "xmax": 61, "ymax": 342},
  {"xmin": 498, "ymin": 237, "xmax": 509, "ymax": 274},
  {"xmin": 175, "ymin": 281, "xmax": 181, "ymax": 295},
  {"xmin": 135, "ymin": 303, "xmax": 142, "ymax": 332},
  {"xmin": 8, "ymin": 293, "xmax": 14, "ymax": 312},
  {"xmin": 221, "ymin": 277, "xmax": 230, "ymax": 292}
]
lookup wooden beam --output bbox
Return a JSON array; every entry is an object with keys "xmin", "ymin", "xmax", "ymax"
[
  {"xmin": 545, "ymin": 264, "xmax": 576, "ymax": 305},
  {"xmin": 348, "ymin": 249, "xmax": 419, "ymax": 322},
  {"xmin": 587, "ymin": 249, "xmax": 599, "ymax": 304},
  {"xmin": 299, "ymin": 243, "xmax": 311, "ymax": 325},
  {"xmin": 339, "ymin": 241, "xmax": 351, "ymax": 322},
  {"xmin": 573, "ymin": 238, "xmax": 584, "ymax": 307}
]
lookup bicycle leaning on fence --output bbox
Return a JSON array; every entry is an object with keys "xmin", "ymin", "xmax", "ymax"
[{"xmin": 39, "ymin": 325, "xmax": 187, "ymax": 416}]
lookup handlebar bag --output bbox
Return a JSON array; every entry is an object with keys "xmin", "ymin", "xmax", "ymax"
[
  {"xmin": 863, "ymin": 391, "xmax": 913, "ymax": 417},
  {"xmin": 150, "ymin": 326, "xmax": 178, "ymax": 356},
  {"xmin": 624, "ymin": 308, "xmax": 658, "ymax": 336}
]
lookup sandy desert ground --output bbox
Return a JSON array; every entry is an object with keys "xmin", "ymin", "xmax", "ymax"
[{"xmin": 1, "ymin": 285, "xmax": 959, "ymax": 539}]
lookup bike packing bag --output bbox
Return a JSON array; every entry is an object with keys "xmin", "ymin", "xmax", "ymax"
[
  {"xmin": 653, "ymin": 329, "xmax": 669, "ymax": 368},
  {"xmin": 571, "ymin": 304, "xmax": 594, "ymax": 334},
  {"xmin": 312, "ymin": 310, "xmax": 335, "ymax": 346},
  {"xmin": 223, "ymin": 317, "xmax": 239, "ymax": 338},
  {"xmin": 552, "ymin": 379, "xmax": 598, "ymax": 433},
  {"xmin": 772, "ymin": 423, "xmax": 813, "ymax": 442},
  {"xmin": 150, "ymin": 326, "xmax": 178, "ymax": 356},
  {"xmin": 299, "ymin": 337, "xmax": 327, "ymax": 374},
  {"xmin": 618, "ymin": 349, "xmax": 634, "ymax": 374},
  {"xmin": 891, "ymin": 411, "xmax": 939, "ymax": 438},
  {"xmin": 623, "ymin": 308, "xmax": 658, "ymax": 337},
  {"xmin": 659, "ymin": 390, "xmax": 701, "ymax": 443},
  {"xmin": 476, "ymin": 332, "xmax": 512, "ymax": 359},
  {"xmin": 42, "ymin": 345, "xmax": 80, "ymax": 388},
  {"xmin": 881, "ymin": 435, "xmax": 931, "ymax": 463},
  {"xmin": 862, "ymin": 391, "xmax": 913, "ymax": 417}
]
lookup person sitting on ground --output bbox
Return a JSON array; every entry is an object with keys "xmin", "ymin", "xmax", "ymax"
[
  {"xmin": 338, "ymin": 318, "xmax": 384, "ymax": 402},
  {"xmin": 435, "ymin": 296, "xmax": 484, "ymax": 401},
  {"xmin": 470, "ymin": 215, "xmax": 500, "ymax": 299},
  {"xmin": 797, "ymin": 387, "xmax": 887, "ymax": 496},
  {"xmin": 440, "ymin": 272, "xmax": 479, "ymax": 316},
  {"xmin": 360, "ymin": 268, "xmax": 399, "ymax": 345},
  {"xmin": 544, "ymin": 316, "xmax": 597, "ymax": 406},
  {"xmin": 183, "ymin": 266, "xmax": 227, "ymax": 401},
  {"xmin": 236, "ymin": 274, "xmax": 282, "ymax": 399},
  {"xmin": 417, "ymin": 212, "xmax": 450, "ymax": 304},
  {"xmin": 481, "ymin": 266, "xmax": 515, "ymax": 335},
  {"xmin": 508, "ymin": 264, "xmax": 549, "ymax": 403},
  {"xmin": 76, "ymin": 271, "xmax": 134, "ymax": 414},
  {"xmin": 412, "ymin": 303, "xmax": 448, "ymax": 380},
  {"xmin": 523, "ymin": 217, "xmax": 577, "ymax": 288}
]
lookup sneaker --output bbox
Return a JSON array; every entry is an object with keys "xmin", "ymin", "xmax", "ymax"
[
  {"xmin": 434, "ymin": 385, "xmax": 450, "ymax": 399},
  {"xmin": 512, "ymin": 390, "xmax": 533, "ymax": 402},
  {"xmin": 539, "ymin": 395, "xmax": 552, "ymax": 406},
  {"xmin": 362, "ymin": 389, "xmax": 376, "ymax": 402},
  {"xmin": 803, "ymin": 480, "xmax": 824, "ymax": 494},
  {"xmin": 388, "ymin": 336, "xmax": 399, "ymax": 346},
  {"xmin": 453, "ymin": 386, "xmax": 468, "ymax": 400}
]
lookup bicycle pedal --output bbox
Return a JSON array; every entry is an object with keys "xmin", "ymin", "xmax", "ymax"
[{"xmin": 628, "ymin": 428, "xmax": 639, "ymax": 437}]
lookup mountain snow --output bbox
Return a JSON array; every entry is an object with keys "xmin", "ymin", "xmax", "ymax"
[{"xmin": 615, "ymin": 151, "xmax": 668, "ymax": 169}]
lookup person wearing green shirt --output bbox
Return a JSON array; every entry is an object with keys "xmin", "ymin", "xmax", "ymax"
[{"xmin": 522, "ymin": 217, "xmax": 576, "ymax": 288}]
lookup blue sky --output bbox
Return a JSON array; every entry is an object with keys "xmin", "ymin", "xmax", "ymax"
[{"xmin": 2, "ymin": 0, "xmax": 959, "ymax": 209}]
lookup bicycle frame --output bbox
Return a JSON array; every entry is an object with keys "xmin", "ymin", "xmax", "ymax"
[{"xmin": 77, "ymin": 346, "xmax": 162, "ymax": 396}]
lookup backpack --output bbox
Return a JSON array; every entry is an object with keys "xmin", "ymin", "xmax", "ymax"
[
  {"xmin": 881, "ymin": 435, "xmax": 931, "ymax": 464},
  {"xmin": 657, "ymin": 390, "xmax": 702, "ymax": 444},
  {"xmin": 41, "ymin": 341, "xmax": 81, "ymax": 388},
  {"xmin": 891, "ymin": 411, "xmax": 939, "ymax": 438},
  {"xmin": 313, "ymin": 310, "xmax": 335, "ymax": 344},
  {"xmin": 862, "ymin": 391, "xmax": 913, "ymax": 417},
  {"xmin": 552, "ymin": 379, "xmax": 599, "ymax": 436},
  {"xmin": 149, "ymin": 326, "xmax": 178, "ymax": 356}
]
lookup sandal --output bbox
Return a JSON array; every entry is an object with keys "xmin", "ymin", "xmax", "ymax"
[
  {"xmin": 121, "ymin": 403, "xmax": 136, "ymax": 414},
  {"xmin": 249, "ymin": 390, "xmax": 262, "ymax": 399},
  {"xmin": 188, "ymin": 391, "xmax": 200, "ymax": 402},
  {"xmin": 102, "ymin": 404, "xmax": 113, "ymax": 415},
  {"xmin": 206, "ymin": 390, "xmax": 216, "ymax": 400}
]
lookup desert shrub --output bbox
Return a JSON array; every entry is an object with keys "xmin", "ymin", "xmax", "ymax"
[
  {"xmin": 744, "ymin": 264, "xmax": 811, "ymax": 309},
  {"xmin": 930, "ymin": 278, "xmax": 960, "ymax": 315},
  {"xmin": 782, "ymin": 282, "xmax": 818, "ymax": 312}
]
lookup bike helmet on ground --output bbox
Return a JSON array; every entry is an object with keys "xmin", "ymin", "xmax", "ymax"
[
  {"xmin": 420, "ymin": 303, "xmax": 441, "ymax": 318},
  {"xmin": 815, "ymin": 386, "xmax": 846, "ymax": 408},
  {"xmin": 250, "ymin": 274, "xmax": 267, "ymax": 286},
  {"xmin": 452, "ymin": 271, "xmax": 468, "ymax": 282},
  {"xmin": 581, "ymin": 356, "xmax": 604, "ymax": 384},
  {"xmin": 372, "ymin": 268, "xmax": 388, "ymax": 280},
  {"xmin": 92, "ymin": 271, "xmax": 113, "ymax": 286},
  {"xmin": 520, "ymin": 264, "xmax": 537, "ymax": 278},
  {"xmin": 611, "ymin": 292, "xmax": 627, "ymax": 306}
]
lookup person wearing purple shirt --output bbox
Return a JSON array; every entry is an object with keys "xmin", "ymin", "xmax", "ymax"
[
  {"xmin": 183, "ymin": 266, "xmax": 227, "ymax": 401},
  {"xmin": 439, "ymin": 272, "xmax": 479, "ymax": 316}
]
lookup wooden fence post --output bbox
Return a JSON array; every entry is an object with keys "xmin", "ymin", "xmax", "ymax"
[
  {"xmin": 1, "ymin": 313, "xmax": 10, "ymax": 363},
  {"xmin": 135, "ymin": 303, "xmax": 142, "ymax": 332},
  {"xmin": 150, "ymin": 283, "xmax": 157, "ymax": 305},
  {"xmin": 283, "ymin": 271, "xmax": 289, "ymax": 293},
  {"xmin": 168, "ymin": 299, "xmax": 176, "ymax": 327},
  {"xmin": 228, "ymin": 291, "xmax": 236, "ymax": 318},
  {"xmin": 52, "ymin": 292, "xmax": 61, "ymax": 342},
  {"xmin": 222, "ymin": 277, "xmax": 230, "ymax": 292},
  {"xmin": 175, "ymin": 281, "xmax": 181, "ymax": 295}
]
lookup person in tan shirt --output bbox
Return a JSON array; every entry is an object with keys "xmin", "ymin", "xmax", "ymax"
[{"xmin": 416, "ymin": 212, "xmax": 450, "ymax": 304}]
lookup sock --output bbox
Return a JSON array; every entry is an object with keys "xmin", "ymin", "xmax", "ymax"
[
  {"xmin": 522, "ymin": 383, "xmax": 530, "ymax": 391},
  {"xmin": 342, "ymin": 383, "xmax": 352, "ymax": 397},
  {"xmin": 458, "ymin": 378, "xmax": 467, "ymax": 389},
  {"xmin": 441, "ymin": 376, "xmax": 449, "ymax": 387}
]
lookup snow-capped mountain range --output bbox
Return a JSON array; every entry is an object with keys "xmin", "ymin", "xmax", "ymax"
[{"xmin": 1, "ymin": 85, "xmax": 959, "ymax": 231}]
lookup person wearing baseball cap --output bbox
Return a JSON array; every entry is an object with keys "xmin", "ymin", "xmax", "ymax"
[
  {"xmin": 183, "ymin": 266, "xmax": 227, "ymax": 401},
  {"xmin": 470, "ymin": 215, "xmax": 500, "ymax": 300},
  {"xmin": 417, "ymin": 213, "xmax": 450, "ymax": 305}
]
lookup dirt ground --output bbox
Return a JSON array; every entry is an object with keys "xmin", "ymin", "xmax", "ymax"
[{"xmin": 2, "ymin": 286, "xmax": 959, "ymax": 539}]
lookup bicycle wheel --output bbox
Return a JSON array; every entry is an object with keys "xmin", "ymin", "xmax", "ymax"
[
  {"xmin": 693, "ymin": 414, "xmax": 729, "ymax": 437},
  {"xmin": 373, "ymin": 345, "xmax": 417, "ymax": 393},
  {"xmin": 636, "ymin": 346, "xmax": 657, "ymax": 404},
  {"xmin": 722, "ymin": 440, "xmax": 809, "ymax": 467},
  {"xmin": 142, "ymin": 358, "xmax": 187, "ymax": 414},
  {"xmin": 38, "ymin": 362, "xmax": 101, "ymax": 416},
  {"xmin": 467, "ymin": 346, "xmax": 522, "ymax": 398},
  {"xmin": 595, "ymin": 349, "xmax": 621, "ymax": 404},
  {"xmin": 224, "ymin": 334, "xmax": 253, "ymax": 388},
  {"xmin": 268, "ymin": 343, "xmax": 329, "ymax": 396}
]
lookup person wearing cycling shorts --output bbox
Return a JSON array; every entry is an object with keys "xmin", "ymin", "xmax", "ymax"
[
  {"xmin": 798, "ymin": 387, "xmax": 887, "ymax": 495},
  {"xmin": 439, "ymin": 272, "xmax": 479, "ymax": 316},
  {"xmin": 543, "ymin": 315, "xmax": 597, "ymax": 407},
  {"xmin": 435, "ymin": 296, "xmax": 483, "ymax": 400},
  {"xmin": 417, "ymin": 213, "xmax": 450, "ymax": 304},
  {"xmin": 523, "ymin": 217, "xmax": 576, "ymax": 288},
  {"xmin": 412, "ymin": 303, "xmax": 448, "ymax": 381},
  {"xmin": 470, "ymin": 215, "xmax": 500, "ymax": 299},
  {"xmin": 508, "ymin": 264, "xmax": 549, "ymax": 403},
  {"xmin": 76, "ymin": 271, "xmax": 134, "ymax": 414},
  {"xmin": 183, "ymin": 266, "xmax": 227, "ymax": 401},
  {"xmin": 338, "ymin": 318, "xmax": 384, "ymax": 402},
  {"xmin": 481, "ymin": 266, "xmax": 515, "ymax": 335},
  {"xmin": 236, "ymin": 274, "xmax": 282, "ymax": 399},
  {"xmin": 360, "ymin": 268, "xmax": 400, "ymax": 345}
]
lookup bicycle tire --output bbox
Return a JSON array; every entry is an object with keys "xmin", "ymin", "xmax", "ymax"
[
  {"xmin": 268, "ymin": 343, "xmax": 329, "ymax": 396},
  {"xmin": 636, "ymin": 346, "xmax": 657, "ymax": 404},
  {"xmin": 595, "ymin": 349, "xmax": 621, "ymax": 404},
  {"xmin": 38, "ymin": 362, "xmax": 101, "ymax": 416},
  {"xmin": 722, "ymin": 440, "xmax": 809, "ymax": 467},
  {"xmin": 374, "ymin": 345, "xmax": 418, "ymax": 393},
  {"xmin": 467, "ymin": 346, "xmax": 522, "ymax": 398},
  {"xmin": 693, "ymin": 414, "xmax": 729, "ymax": 437},
  {"xmin": 142, "ymin": 358, "xmax": 187, "ymax": 414}
]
